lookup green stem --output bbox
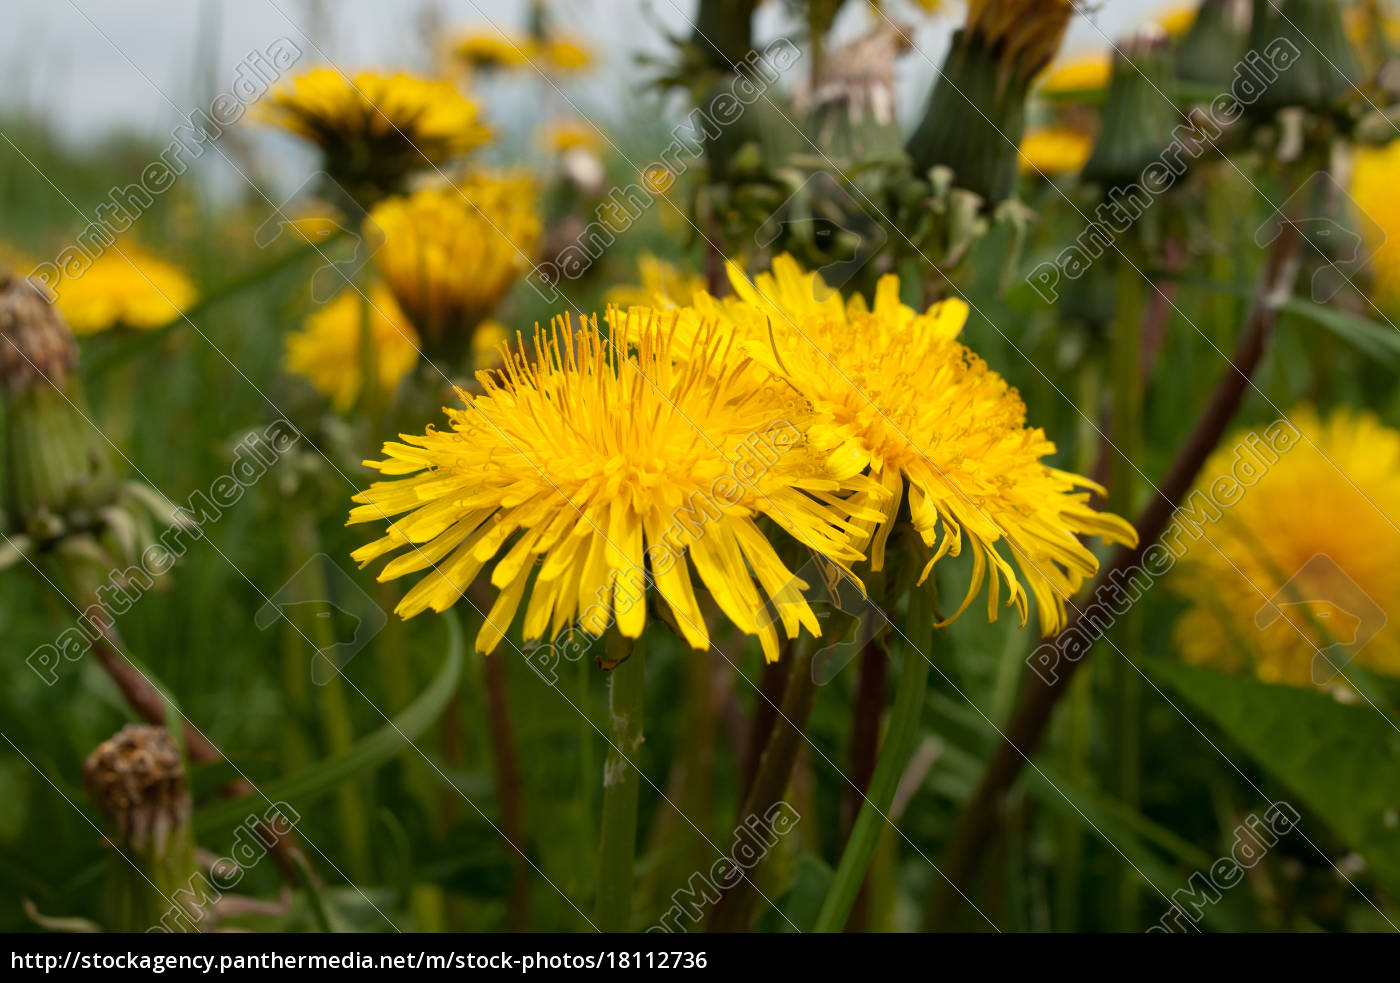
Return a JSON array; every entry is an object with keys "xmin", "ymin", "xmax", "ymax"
[
  {"xmin": 813, "ymin": 585, "xmax": 934, "ymax": 933},
  {"xmin": 357, "ymin": 266, "xmax": 383, "ymax": 442},
  {"xmin": 707, "ymin": 645, "xmax": 816, "ymax": 932},
  {"xmin": 291, "ymin": 516, "xmax": 372, "ymax": 880},
  {"xmin": 290, "ymin": 852, "xmax": 340, "ymax": 933},
  {"xmin": 1055, "ymin": 353, "xmax": 1102, "ymax": 930},
  {"xmin": 638, "ymin": 643, "xmax": 717, "ymax": 917},
  {"xmin": 577, "ymin": 652, "xmax": 596, "ymax": 860},
  {"xmin": 374, "ymin": 580, "xmax": 439, "ymax": 835},
  {"xmin": 595, "ymin": 634, "xmax": 646, "ymax": 932},
  {"xmin": 483, "ymin": 651, "xmax": 530, "ymax": 931},
  {"xmin": 1109, "ymin": 258, "xmax": 1143, "ymax": 930},
  {"xmin": 1055, "ymin": 667, "xmax": 1092, "ymax": 930}
]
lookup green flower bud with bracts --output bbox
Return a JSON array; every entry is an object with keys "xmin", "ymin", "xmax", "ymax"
[
  {"xmin": 1176, "ymin": 0, "xmax": 1251, "ymax": 89},
  {"xmin": 1247, "ymin": 0, "xmax": 1363, "ymax": 117},
  {"xmin": 0, "ymin": 274, "xmax": 191, "ymax": 590},
  {"xmin": 1083, "ymin": 30, "xmax": 1179, "ymax": 189},
  {"xmin": 906, "ymin": 0, "xmax": 1077, "ymax": 206}
]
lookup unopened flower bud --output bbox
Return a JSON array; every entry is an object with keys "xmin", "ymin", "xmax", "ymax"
[
  {"xmin": 1175, "ymin": 0, "xmax": 1250, "ymax": 88},
  {"xmin": 1083, "ymin": 30, "xmax": 1179, "ymax": 188},
  {"xmin": 1248, "ymin": 0, "xmax": 1362, "ymax": 116},
  {"xmin": 907, "ymin": 0, "xmax": 1077, "ymax": 205}
]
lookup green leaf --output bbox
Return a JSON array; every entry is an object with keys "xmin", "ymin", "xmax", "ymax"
[
  {"xmin": 1280, "ymin": 297, "xmax": 1400, "ymax": 366},
  {"xmin": 1150, "ymin": 659, "xmax": 1400, "ymax": 893},
  {"xmin": 756, "ymin": 854, "xmax": 832, "ymax": 933},
  {"xmin": 289, "ymin": 851, "xmax": 342, "ymax": 933},
  {"xmin": 194, "ymin": 611, "xmax": 465, "ymax": 836},
  {"xmin": 1169, "ymin": 274, "xmax": 1400, "ymax": 365},
  {"xmin": 1023, "ymin": 764, "xmax": 1249, "ymax": 932}
]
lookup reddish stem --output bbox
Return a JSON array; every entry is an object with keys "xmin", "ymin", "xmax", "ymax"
[{"xmin": 927, "ymin": 216, "xmax": 1302, "ymax": 929}]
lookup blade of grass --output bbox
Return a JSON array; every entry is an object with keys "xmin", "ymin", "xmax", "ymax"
[{"xmin": 194, "ymin": 611, "xmax": 464, "ymax": 836}]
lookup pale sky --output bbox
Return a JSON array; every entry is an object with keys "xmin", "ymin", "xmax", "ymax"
[{"xmin": 2, "ymin": 0, "xmax": 1169, "ymax": 194}]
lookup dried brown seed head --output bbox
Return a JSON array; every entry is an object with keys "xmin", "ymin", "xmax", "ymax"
[
  {"xmin": 0, "ymin": 273, "xmax": 77, "ymax": 393},
  {"xmin": 83, "ymin": 724, "xmax": 189, "ymax": 854}
]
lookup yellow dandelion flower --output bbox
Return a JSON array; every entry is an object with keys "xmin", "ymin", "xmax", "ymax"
[
  {"xmin": 282, "ymin": 210, "xmax": 348, "ymax": 246},
  {"xmin": 1171, "ymin": 409, "xmax": 1400, "ymax": 690},
  {"xmin": 605, "ymin": 254, "xmax": 707, "ymax": 310},
  {"xmin": 1350, "ymin": 140, "xmax": 1400, "ymax": 310},
  {"xmin": 56, "ymin": 244, "xmax": 197, "ymax": 335},
  {"xmin": 642, "ymin": 255, "xmax": 1137, "ymax": 635},
  {"xmin": 0, "ymin": 244, "xmax": 34, "ymax": 276},
  {"xmin": 369, "ymin": 174, "xmax": 541, "ymax": 359},
  {"xmin": 453, "ymin": 30, "xmax": 532, "ymax": 71},
  {"xmin": 1018, "ymin": 126, "xmax": 1094, "ymax": 175},
  {"xmin": 1039, "ymin": 53, "xmax": 1112, "ymax": 94},
  {"xmin": 1155, "ymin": 3, "xmax": 1197, "ymax": 40},
  {"xmin": 536, "ymin": 35, "xmax": 595, "ymax": 73},
  {"xmin": 1344, "ymin": 5, "xmax": 1400, "ymax": 49},
  {"xmin": 641, "ymin": 164, "xmax": 677, "ymax": 195},
  {"xmin": 349, "ymin": 312, "xmax": 880, "ymax": 657},
  {"xmin": 540, "ymin": 118, "xmax": 603, "ymax": 155},
  {"xmin": 285, "ymin": 284, "xmax": 420, "ymax": 412},
  {"xmin": 870, "ymin": 0, "xmax": 942, "ymax": 12},
  {"xmin": 255, "ymin": 68, "xmax": 494, "ymax": 204},
  {"xmin": 471, "ymin": 318, "xmax": 511, "ymax": 370}
]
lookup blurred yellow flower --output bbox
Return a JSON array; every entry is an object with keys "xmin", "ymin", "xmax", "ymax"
[
  {"xmin": 540, "ymin": 118, "xmax": 604, "ymax": 155},
  {"xmin": 1155, "ymin": 3, "xmax": 1197, "ymax": 39},
  {"xmin": 56, "ymin": 244, "xmax": 197, "ymax": 335},
  {"xmin": 644, "ymin": 256, "xmax": 1137, "ymax": 634},
  {"xmin": 369, "ymin": 175, "xmax": 541, "ymax": 359},
  {"xmin": 0, "ymin": 244, "xmax": 34, "ymax": 276},
  {"xmin": 449, "ymin": 29, "xmax": 593, "ymax": 76},
  {"xmin": 285, "ymin": 211, "xmax": 346, "ymax": 246},
  {"xmin": 536, "ymin": 35, "xmax": 595, "ymax": 73},
  {"xmin": 255, "ymin": 68, "xmax": 493, "ymax": 203},
  {"xmin": 606, "ymin": 254, "xmax": 707, "ymax": 309},
  {"xmin": 285, "ymin": 284, "xmax": 420, "ymax": 412},
  {"xmin": 349, "ymin": 313, "xmax": 878, "ymax": 657},
  {"xmin": 1172, "ymin": 409, "xmax": 1400, "ymax": 691},
  {"xmin": 1344, "ymin": 5, "xmax": 1400, "ymax": 48},
  {"xmin": 641, "ymin": 164, "xmax": 677, "ymax": 195},
  {"xmin": 453, "ymin": 30, "xmax": 532, "ymax": 71},
  {"xmin": 1351, "ymin": 139, "xmax": 1400, "ymax": 309},
  {"xmin": 471, "ymin": 318, "xmax": 511, "ymax": 370},
  {"xmin": 1039, "ymin": 53, "xmax": 1112, "ymax": 94},
  {"xmin": 870, "ymin": 0, "xmax": 943, "ymax": 11},
  {"xmin": 1018, "ymin": 126, "xmax": 1093, "ymax": 175}
]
